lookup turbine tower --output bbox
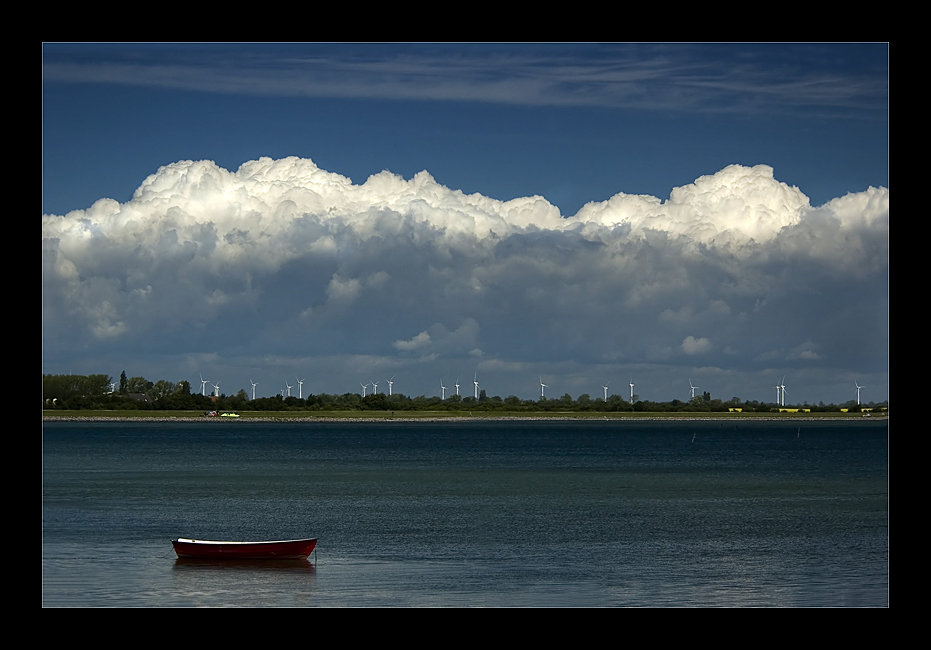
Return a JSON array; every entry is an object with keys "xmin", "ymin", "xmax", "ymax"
[
  {"xmin": 689, "ymin": 379, "xmax": 699, "ymax": 399},
  {"xmin": 540, "ymin": 376, "xmax": 548, "ymax": 399},
  {"xmin": 629, "ymin": 379, "xmax": 635, "ymax": 403},
  {"xmin": 212, "ymin": 382, "xmax": 220, "ymax": 398},
  {"xmin": 440, "ymin": 380, "xmax": 447, "ymax": 400},
  {"xmin": 602, "ymin": 383, "xmax": 609, "ymax": 401},
  {"xmin": 296, "ymin": 377, "xmax": 305, "ymax": 399},
  {"xmin": 372, "ymin": 380, "xmax": 378, "ymax": 395},
  {"xmin": 775, "ymin": 381, "xmax": 782, "ymax": 406},
  {"xmin": 285, "ymin": 381, "xmax": 292, "ymax": 398},
  {"xmin": 780, "ymin": 377, "xmax": 787, "ymax": 406},
  {"xmin": 473, "ymin": 372, "xmax": 479, "ymax": 399},
  {"xmin": 250, "ymin": 379, "xmax": 258, "ymax": 400},
  {"xmin": 386, "ymin": 375, "xmax": 394, "ymax": 396},
  {"xmin": 455, "ymin": 374, "xmax": 461, "ymax": 397},
  {"xmin": 360, "ymin": 382, "xmax": 368, "ymax": 397},
  {"xmin": 855, "ymin": 382, "xmax": 864, "ymax": 405},
  {"xmin": 200, "ymin": 374, "xmax": 209, "ymax": 397}
]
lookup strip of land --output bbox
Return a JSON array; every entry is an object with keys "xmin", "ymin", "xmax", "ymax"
[{"xmin": 42, "ymin": 410, "xmax": 884, "ymax": 422}]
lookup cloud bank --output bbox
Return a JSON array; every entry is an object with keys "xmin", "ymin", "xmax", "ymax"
[{"xmin": 42, "ymin": 157, "xmax": 888, "ymax": 400}]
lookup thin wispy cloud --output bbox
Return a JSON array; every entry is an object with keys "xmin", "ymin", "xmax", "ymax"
[{"xmin": 42, "ymin": 44, "xmax": 887, "ymax": 117}]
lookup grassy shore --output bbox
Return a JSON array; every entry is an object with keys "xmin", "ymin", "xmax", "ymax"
[{"xmin": 43, "ymin": 409, "xmax": 884, "ymax": 421}]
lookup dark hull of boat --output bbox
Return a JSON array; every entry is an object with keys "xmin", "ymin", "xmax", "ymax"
[{"xmin": 172, "ymin": 538, "xmax": 317, "ymax": 560}]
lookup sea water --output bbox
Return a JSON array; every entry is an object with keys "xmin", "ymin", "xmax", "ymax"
[{"xmin": 42, "ymin": 419, "xmax": 888, "ymax": 607}]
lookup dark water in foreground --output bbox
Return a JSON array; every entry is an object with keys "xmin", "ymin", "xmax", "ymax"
[{"xmin": 42, "ymin": 419, "xmax": 888, "ymax": 607}]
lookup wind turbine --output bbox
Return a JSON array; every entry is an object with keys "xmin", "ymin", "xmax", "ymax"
[
  {"xmin": 775, "ymin": 380, "xmax": 782, "ymax": 406},
  {"xmin": 629, "ymin": 379, "xmax": 635, "ymax": 403},
  {"xmin": 440, "ymin": 380, "xmax": 447, "ymax": 400},
  {"xmin": 285, "ymin": 381, "xmax": 292, "ymax": 398},
  {"xmin": 386, "ymin": 375, "xmax": 395, "ymax": 396},
  {"xmin": 540, "ymin": 376, "xmax": 548, "ymax": 399},
  {"xmin": 780, "ymin": 376, "xmax": 787, "ymax": 406},
  {"xmin": 855, "ymin": 382, "xmax": 864, "ymax": 405},
  {"xmin": 296, "ymin": 377, "xmax": 304, "ymax": 399},
  {"xmin": 200, "ymin": 374, "xmax": 209, "ymax": 396},
  {"xmin": 372, "ymin": 380, "xmax": 379, "ymax": 395},
  {"xmin": 602, "ymin": 383, "xmax": 609, "ymax": 401},
  {"xmin": 360, "ymin": 382, "xmax": 368, "ymax": 397},
  {"xmin": 473, "ymin": 372, "xmax": 479, "ymax": 399},
  {"xmin": 250, "ymin": 379, "xmax": 258, "ymax": 400},
  {"xmin": 689, "ymin": 379, "xmax": 699, "ymax": 400},
  {"xmin": 455, "ymin": 374, "xmax": 461, "ymax": 397},
  {"xmin": 212, "ymin": 382, "xmax": 220, "ymax": 398}
]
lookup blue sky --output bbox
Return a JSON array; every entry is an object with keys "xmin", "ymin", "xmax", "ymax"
[{"xmin": 42, "ymin": 43, "xmax": 888, "ymax": 404}]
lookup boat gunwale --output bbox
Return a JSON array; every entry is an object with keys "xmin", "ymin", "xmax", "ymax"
[{"xmin": 173, "ymin": 537, "xmax": 317, "ymax": 546}]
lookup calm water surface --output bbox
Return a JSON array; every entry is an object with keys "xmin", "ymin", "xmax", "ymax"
[{"xmin": 42, "ymin": 419, "xmax": 888, "ymax": 606}]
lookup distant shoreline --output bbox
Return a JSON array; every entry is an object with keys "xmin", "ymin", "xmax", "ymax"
[{"xmin": 43, "ymin": 414, "xmax": 884, "ymax": 423}]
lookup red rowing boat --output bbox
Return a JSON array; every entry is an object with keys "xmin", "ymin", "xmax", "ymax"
[{"xmin": 172, "ymin": 537, "xmax": 317, "ymax": 560}]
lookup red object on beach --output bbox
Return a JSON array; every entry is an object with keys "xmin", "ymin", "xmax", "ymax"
[{"xmin": 172, "ymin": 537, "xmax": 317, "ymax": 560}]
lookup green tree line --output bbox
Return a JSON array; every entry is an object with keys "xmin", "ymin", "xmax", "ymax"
[{"xmin": 42, "ymin": 373, "xmax": 887, "ymax": 413}]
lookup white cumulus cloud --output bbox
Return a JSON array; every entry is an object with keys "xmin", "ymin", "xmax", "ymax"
[
  {"xmin": 42, "ymin": 156, "xmax": 888, "ymax": 399},
  {"xmin": 573, "ymin": 164, "xmax": 810, "ymax": 244},
  {"xmin": 682, "ymin": 336, "xmax": 713, "ymax": 355}
]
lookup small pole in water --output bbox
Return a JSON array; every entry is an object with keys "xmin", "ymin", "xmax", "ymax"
[
  {"xmin": 797, "ymin": 427, "xmax": 800, "ymax": 438},
  {"xmin": 691, "ymin": 432, "xmax": 696, "ymax": 444}
]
